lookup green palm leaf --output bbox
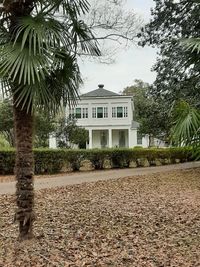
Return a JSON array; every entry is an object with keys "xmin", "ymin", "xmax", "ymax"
[
  {"xmin": 181, "ymin": 38, "xmax": 200, "ymax": 53},
  {"xmin": 172, "ymin": 100, "xmax": 200, "ymax": 158},
  {"xmin": 13, "ymin": 52, "xmax": 81, "ymax": 113},
  {"xmin": 0, "ymin": 43, "xmax": 50, "ymax": 85},
  {"xmin": 13, "ymin": 15, "xmax": 71, "ymax": 55}
]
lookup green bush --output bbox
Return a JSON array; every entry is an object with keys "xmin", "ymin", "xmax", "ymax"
[{"xmin": 0, "ymin": 147, "xmax": 194, "ymax": 175}]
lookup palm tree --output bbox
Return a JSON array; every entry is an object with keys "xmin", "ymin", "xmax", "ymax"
[
  {"xmin": 0, "ymin": 0, "xmax": 100, "ymax": 240},
  {"xmin": 172, "ymin": 100, "xmax": 200, "ymax": 158}
]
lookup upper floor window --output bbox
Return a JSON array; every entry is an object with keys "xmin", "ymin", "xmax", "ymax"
[
  {"xmin": 92, "ymin": 107, "xmax": 96, "ymax": 118},
  {"xmin": 82, "ymin": 108, "xmax": 88, "ymax": 118},
  {"xmin": 75, "ymin": 107, "xmax": 88, "ymax": 119},
  {"xmin": 97, "ymin": 107, "xmax": 103, "ymax": 118},
  {"xmin": 92, "ymin": 107, "xmax": 108, "ymax": 118},
  {"xmin": 75, "ymin": 108, "xmax": 81, "ymax": 118},
  {"xmin": 112, "ymin": 106, "xmax": 128, "ymax": 118}
]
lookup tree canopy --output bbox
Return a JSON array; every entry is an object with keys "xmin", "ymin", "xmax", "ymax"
[
  {"xmin": 122, "ymin": 79, "xmax": 171, "ymax": 143},
  {"xmin": 138, "ymin": 0, "xmax": 200, "ymax": 107}
]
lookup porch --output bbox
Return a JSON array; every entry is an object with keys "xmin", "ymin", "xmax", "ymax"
[{"xmin": 88, "ymin": 129, "xmax": 129, "ymax": 149}]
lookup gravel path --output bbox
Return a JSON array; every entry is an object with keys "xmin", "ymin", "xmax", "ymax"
[{"xmin": 0, "ymin": 161, "xmax": 200, "ymax": 195}]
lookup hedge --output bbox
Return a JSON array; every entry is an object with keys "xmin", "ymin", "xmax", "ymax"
[{"xmin": 0, "ymin": 147, "xmax": 194, "ymax": 175}]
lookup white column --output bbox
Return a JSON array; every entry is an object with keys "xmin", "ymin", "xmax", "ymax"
[
  {"xmin": 49, "ymin": 135, "xmax": 57, "ymax": 149},
  {"xmin": 128, "ymin": 129, "xmax": 136, "ymax": 148},
  {"xmin": 89, "ymin": 129, "xmax": 93, "ymax": 149},
  {"xmin": 109, "ymin": 129, "xmax": 112, "ymax": 148}
]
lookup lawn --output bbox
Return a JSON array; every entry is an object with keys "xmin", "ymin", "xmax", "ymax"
[{"xmin": 0, "ymin": 168, "xmax": 200, "ymax": 267}]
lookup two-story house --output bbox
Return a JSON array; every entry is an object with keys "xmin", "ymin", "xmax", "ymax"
[{"xmin": 49, "ymin": 84, "xmax": 149, "ymax": 149}]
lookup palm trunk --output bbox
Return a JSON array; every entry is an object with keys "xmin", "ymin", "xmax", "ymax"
[{"xmin": 13, "ymin": 102, "xmax": 35, "ymax": 240}]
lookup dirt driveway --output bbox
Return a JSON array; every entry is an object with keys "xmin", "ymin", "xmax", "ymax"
[{"xmin": 0, "ymin": 161, "xmax": 200, "ymax": 195}]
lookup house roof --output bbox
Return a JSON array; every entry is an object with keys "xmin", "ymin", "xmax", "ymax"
[
  {"xmin": 131, "ymin": 121, "xmax": 140, "ymax": 129},
  {"xmin": 81, "ymin": 84, "xmax": 120, "ymax": 98}
]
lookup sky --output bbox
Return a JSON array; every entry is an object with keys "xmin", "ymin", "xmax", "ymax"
[{"xmin": 79, "ymin": 0, "xmax": 157, "ymax": 94}]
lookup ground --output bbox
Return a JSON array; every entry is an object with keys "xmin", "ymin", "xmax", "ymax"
[{"xmin": 0, "ymin": 168, "xmax": 200, "ymax": 267}]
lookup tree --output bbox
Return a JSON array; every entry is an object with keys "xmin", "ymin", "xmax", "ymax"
[
  {"xmin": 56, "ymin": 116, "xmax": 89, "ymax": 149},
  {"xmin": 172, "ymin": 3, "xmax": 200, "ymax": 157},
  {"xmin": 34, "ymin": 112, "xmax": 56, "ymax": 148},
  {"xmin": 138, "ymin": 0, "xmax": 200, "ymax": 108},
  {"xmin": 0, "ymin": 0, "xmax": 100, "ymax": 240},
  {"xmin": 84, "ymin": 0, "xmax": 142, "ymax": 63},
  {"xmin": 0, "ymin": 99, "xmax": 55, "ymax": 147},
  {"xmin": 122, "ymin": 79, "xmax": 171, "ymax": 145},
  {"xmin": 0, "ymin": 99, "xmax": 14, "ymax": 146}
]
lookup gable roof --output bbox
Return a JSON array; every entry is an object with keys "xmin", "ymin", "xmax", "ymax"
[{"xmin": 81, "ymin": 84, "xmax": 120, "ymax": 98}]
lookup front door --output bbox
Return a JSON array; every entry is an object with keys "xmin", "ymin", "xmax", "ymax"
[
  {"xmin": 101, "ymin": 130, "xmax": 107, "ymax": 148},
  {"xmin": 119, "ymin": 130, "xmax": 126, "ymax": 147}
]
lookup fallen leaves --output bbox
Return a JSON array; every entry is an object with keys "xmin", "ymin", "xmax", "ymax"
[{"xmin": 0, "ymin": 168, "xmax": 200, "ymax": 266}]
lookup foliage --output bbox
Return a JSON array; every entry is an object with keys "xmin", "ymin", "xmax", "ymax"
[
  {"xmin": 56, "ymin": 116, "xmax": 89, "ymax": 149},
  {"xmin": 122, "ymin": 79, "xmax": 171, "ymax": 143},
  {"xmin": 0, "ymin": 99, "xmax": 55, "ymax": 147},
  {"xmin": 0, "ymin": 134, "xmax": 10, "ymax": 148},
  {"xmin": 34, "ymin": 111, "xmax": 56, "ymax": 148},
  {"xmin": 0, "ymin": 147, "xmax": 193, "ymax": 175},
  {"xmin": 0, "ymin": 0, "xmax": 101, "ymax": 113},
  {"xmin": 172, "ymin": 101, "xmax": 200, "ymax": 159},
  {"xmin": 0, "ymin": 99, "xmax": 14, "ymax": 146},
  {"xmin": 138, "ymin": 0, "xmax": 200, "ymax": 108}
]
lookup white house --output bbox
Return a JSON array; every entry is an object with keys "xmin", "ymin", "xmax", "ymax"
[{"xmin": 49, "ymin": 84, "xmax": 151, "ymax": 149}]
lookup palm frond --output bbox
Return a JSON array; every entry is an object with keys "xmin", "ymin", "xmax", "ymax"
[
  {"xmin": 181, "ymin": 38, "xmax": 200, "ymax": 53},
  {"xmin": 12, "ymin": 53, "xmax": 82, "ymax": 114},
  {"xmin": 13, "ymin": 15, "xmax": 71, "ymax": 54},
  {"xmin": 72, "ymin": 20, "xmax": 101, "ymax": 56},
  {"xmin": 0, "ymin": 0, "xmax": 101, "ymax": 115},
  {"xmin": 172, "ymin": 101, "xmax": 200, "ymax": 158},
  {"xmin": 0, "ymin": 43, "xmax": 51, "ymax": 85},
  {"xmin": 41, "ymin": 0, "xmax": 90, "ymax": 16}
]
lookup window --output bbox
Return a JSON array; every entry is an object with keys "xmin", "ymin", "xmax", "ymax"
[
  {"xmin": 92, "ymin": 107, "xmax": 108, "ymax": 118},
  {"xmin": 92, "ymin": 107, "xmax": 96, "ymax": 118},
  {"xmin": 112, "ymin": 107, "xmax": 116, "ymax": 118},
  {"xmin": 82, "ymin": 108, "xmax": 88, "ymax": 118},
  {"xmin": 112, "ymin": 106, "xmax": 128, "ymax": 118},
  {"xmin": 97, "ymin": 107, "xmax": 103, "ymax": 118},
  {"xmin": 117, "ymin": 107, "xmax": 123, "ymax": 118},
  {"xmin": 124, "ymin": 107, "xmax": 128, "ymax": 117},
  {"xmin": 104, "ymin": 107, "xmax": 108, "ymax": 118},
  {"xmin": 75, "ymin": 108, "xmax": 81, "ymax": 118},
  {"xmin": 137, "ymin": 131, "xmax": 143, "ymax": 145}
]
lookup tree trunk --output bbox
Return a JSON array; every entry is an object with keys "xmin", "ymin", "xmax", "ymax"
[{"xmin": 13, "ymin": 102, "xmax": 35, "ymax": 240}]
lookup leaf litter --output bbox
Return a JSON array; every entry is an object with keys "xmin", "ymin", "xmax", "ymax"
[{"xmin": 0, "ymin": 168, "xmax": 200, "ymax": 266}]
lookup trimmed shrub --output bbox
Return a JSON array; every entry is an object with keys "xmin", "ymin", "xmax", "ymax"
[{"xmin": 0, "ymin": 147, "xmax": 194, "ymax": 175}]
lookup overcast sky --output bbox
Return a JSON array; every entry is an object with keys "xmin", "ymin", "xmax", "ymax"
[{"xmin": 79, "ymin": 0, "xmax": 156, "ymax": 94}]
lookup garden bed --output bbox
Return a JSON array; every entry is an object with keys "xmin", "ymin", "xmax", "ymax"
[{"xmin": 0, "ymin": 147, "xmax": 194, "ymax": 174}]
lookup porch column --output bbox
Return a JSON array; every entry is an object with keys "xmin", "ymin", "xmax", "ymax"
[
  {"xmin": 89, "ymin": 129, "xmax": 93, "ymax": 149},
  {"xmin": 109, "ymin": 129, "xmax": 112, "ymax": 148},
  {"xmin": 129, "ymin": 129, "xmax": 136, "ymax": 148}
]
